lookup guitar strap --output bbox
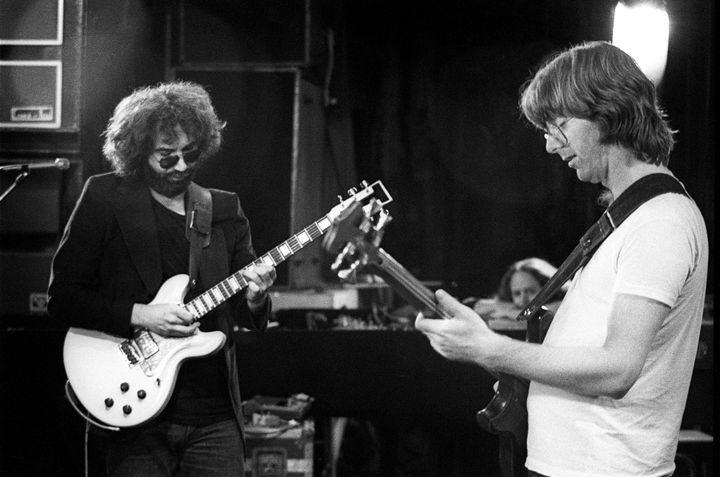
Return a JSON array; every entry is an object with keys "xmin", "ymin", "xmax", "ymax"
[
  {"xmin": 519, "ymin": 173, "xmax": 689, "ymax": 338},
  {"xmin": 185, "ymin": 183, "xmax": 213, "ymax": 290}
]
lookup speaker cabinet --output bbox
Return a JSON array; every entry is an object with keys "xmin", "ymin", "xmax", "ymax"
[
  {"xmin": 0, "ymin": 0, "xmax": 83, "ymax": 138},
  {"xmin": 0, "ymin": 325, "xmax": 87, "ymax": 476},
  {"xmin": 177, "ymin": 0, "xmax": 309, "ymax": 64},
  {"xmin": 0, "ymin": 249, "xmax": 54, "ymax": 316},
  {"xmin": 0, "ymin": 0, "xmax": 63, "ymax": 45},
  {"xmin": 0, "ymin": 163, "xmax": 65, "ymax": 234},
  {"xmin": 0, "ymin": 61, "xmax": 62, "ymax": 128}
]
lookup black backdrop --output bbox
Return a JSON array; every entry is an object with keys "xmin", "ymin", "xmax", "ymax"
[{"xmin": 335, "ymin": 0, "xmax": 715, "ymax": 298}]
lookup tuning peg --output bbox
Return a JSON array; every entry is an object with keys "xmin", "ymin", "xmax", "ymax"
[
  {"xmin": 337, "ymin": 266, "xmax": 359, "ymax": 282},
  {"xmin": 374, "ymin": 209, "xmax": 392, "ymax": 231},
  {"xmin": 337, "ymin": 195, "xmax": 343, "ymax": 202},
  {"xmin": 331, "ymin": 242, "xmax": 362, "ymax": 284},
  {"xmin": 360, "ymin": 180, "xmax": 369, "ymax": 188}
]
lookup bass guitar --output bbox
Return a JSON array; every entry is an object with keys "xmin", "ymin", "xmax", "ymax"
[
  {"xmin": 322, "ymin": 199, "xmax": 552, "ymax": 476},
  {"xmin": 63, "ymin": 180, "xmax": 392, "ymax": 430},
  {"xmin": 475, "ymin": 305, "xmax": 553, "ymax": 475}
]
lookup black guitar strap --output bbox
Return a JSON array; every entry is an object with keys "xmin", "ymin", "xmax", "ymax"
[
  {"xmin": 519, "ymin": 173, "xmax": 689, "ymax": 337},
  {"xmin": 185, "ymin": 183, "xmax": 213, "ymax": 290}
]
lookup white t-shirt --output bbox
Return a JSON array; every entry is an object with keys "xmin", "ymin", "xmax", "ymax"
[{"xmin": 525, "ymin": 191, "xmax": 708, "ymax": 477}]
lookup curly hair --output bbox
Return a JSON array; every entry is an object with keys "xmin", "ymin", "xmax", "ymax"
[
  {"xmin": 519, "ymin": 41, "xmax": 675, "ymax": 166},
  {"xmin": 102, "ymin": 81, "xmax": 226, "ymax": 177}
]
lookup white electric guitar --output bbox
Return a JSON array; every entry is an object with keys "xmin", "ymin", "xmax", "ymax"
[{"xmin": 63, "ymin": 180, "xmax": 392, "ymax": 430}]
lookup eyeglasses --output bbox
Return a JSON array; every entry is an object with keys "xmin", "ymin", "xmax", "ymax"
[
  {"xmin": 542, "ymin": 119, "xmax": 571, "ymax": 148},
  {"xmin": 155, "ymin": 147, "xmax": 201, "ymax": 170}
]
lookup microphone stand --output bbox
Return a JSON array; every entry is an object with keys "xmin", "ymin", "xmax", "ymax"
[{"xmin": 0, "ymin": 167, "xmax": 30, "ymax": 204}]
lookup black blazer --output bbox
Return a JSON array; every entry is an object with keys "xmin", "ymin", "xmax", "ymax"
[{"xmin": 49, "ymin": 172, "xmax": 270, "ymax": 440}]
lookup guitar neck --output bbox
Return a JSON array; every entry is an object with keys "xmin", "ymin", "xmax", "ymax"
[
  {"xmin": 367, "ymin": 248, "xmax": 449, "ymax": 319},
  {"xmin": 183, "ymin": 214, "xmax": 334, "ymax": 319}
]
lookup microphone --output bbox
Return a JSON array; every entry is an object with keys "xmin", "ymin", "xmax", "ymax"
[{"xmin": 0, "ymin": 158, "xmax": 71, "ymax": 172}]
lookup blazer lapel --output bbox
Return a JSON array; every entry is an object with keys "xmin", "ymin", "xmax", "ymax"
[{"xmin": 113, "ymin": 179, "xmax": 163, "ymax": 294}]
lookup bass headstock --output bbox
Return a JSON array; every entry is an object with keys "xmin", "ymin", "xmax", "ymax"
[
  {"xmin": 326, "ymin": 180, "xmax": 393, "ymax": 224},
  {"xmin": 322, "ymin": 183, "xmax": 448, "ymax": 319},
  {"xmin": 322, "ymin": 196, "xmax": 392, "ymax": 283}
]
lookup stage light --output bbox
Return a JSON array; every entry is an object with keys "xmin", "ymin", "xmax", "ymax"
[{"xmin": 612, "ymin": 0, "xmax": 669, "ymax": 85}]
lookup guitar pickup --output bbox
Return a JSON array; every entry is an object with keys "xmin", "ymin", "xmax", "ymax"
[
  {"xmin": 133, "ymin": 329, "xmax": 160, "ymax": 359},
  {"xmin": 119, "ymin": 329, "xmax": 160, "ymax": 367}
]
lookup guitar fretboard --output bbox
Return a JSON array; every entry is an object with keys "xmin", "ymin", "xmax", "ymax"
[{"xmin": 183, "ymin": 214, "xmax": 334, "ymax": 319}]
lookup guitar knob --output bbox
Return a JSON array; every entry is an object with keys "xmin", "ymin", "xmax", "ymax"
[
  {"xmin": 137, "ymin": 390, "xmax": 147, "ymax": 399},
  {"xmin": 123, "ymin": 405, "xmax": 132, "ymax": 415},
  {"xmin": 104, "ymin": 398, "xmax": 114, "ymax": 408},
  {"xmin": 120, "ymin": 382, "xmax": 130, "ymax": 392}
]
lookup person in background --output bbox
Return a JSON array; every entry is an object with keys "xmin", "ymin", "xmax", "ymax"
[
  {"xmin": 416, "ymin": 41, "xmax": 708, "ymax": 476},
  {"xmin": 471, "ymin": 257, "xmax": 567, "ymax": 322},
  {"xmin": 48, "ymin": 81, "xmax": 276, "ymax": 477}
]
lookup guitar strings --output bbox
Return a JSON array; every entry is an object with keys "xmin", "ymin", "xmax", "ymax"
[{"xmin": 379, "ymin": 249, "xmax": 446, "ymax": 318}]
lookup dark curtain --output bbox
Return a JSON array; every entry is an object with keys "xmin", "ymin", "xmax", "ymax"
[{"xmin": 332, "ymin": 0, "xmax": 713, "ymax": 298}]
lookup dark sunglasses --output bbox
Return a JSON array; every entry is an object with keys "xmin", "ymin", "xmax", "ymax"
[{"xmin": 157, "ymin": 148, "xmax": 201, "ymax": 170}]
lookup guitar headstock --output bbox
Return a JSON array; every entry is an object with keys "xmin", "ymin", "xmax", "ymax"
[{"xmin": 322, "ymin": 193, "xmax": 392, "ymax": 283}]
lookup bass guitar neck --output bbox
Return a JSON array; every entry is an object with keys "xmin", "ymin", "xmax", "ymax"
[{"xmin": 366, "ymin": 248, "xmax": 450, "ymax": 320}]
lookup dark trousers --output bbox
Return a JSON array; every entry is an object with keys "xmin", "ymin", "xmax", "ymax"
[{"xmin": 104, "ymin": 419, "xmax": 244, "ymax": 477}]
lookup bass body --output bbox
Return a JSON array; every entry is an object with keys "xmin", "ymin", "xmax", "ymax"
[{"xmin": 475, "ymin": 306, "xmax": 553, "ymax": 475}]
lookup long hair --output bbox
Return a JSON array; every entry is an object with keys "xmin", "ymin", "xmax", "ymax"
[
  {"xmin": 102, "ymin": 81, "xmax": 226, "ymax": 177},
  {"xmin": 496, "ymin": 257, "xmax": 565, "ymax": 303},
  {"xmin": 519, "ymin": 41, "xmax": 675, "ymax": 166}
]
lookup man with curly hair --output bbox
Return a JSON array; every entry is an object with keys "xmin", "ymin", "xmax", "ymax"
[{"xmin": 49, "ymin": 81, "xmax": 276, "ymax": 476}]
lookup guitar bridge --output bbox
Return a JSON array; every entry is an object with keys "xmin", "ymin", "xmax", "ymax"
[{"xmin": 119, "ymin": 340, "xmax": 142, "ymax": 366}]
